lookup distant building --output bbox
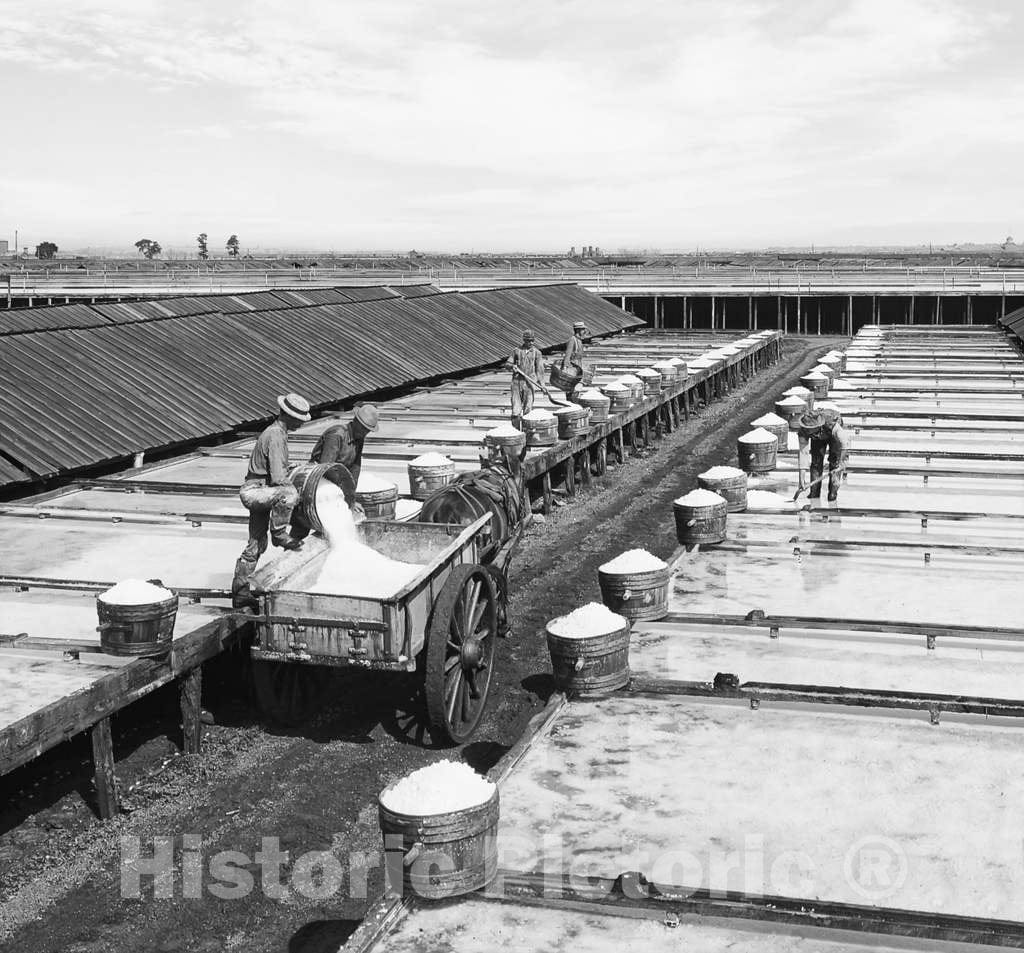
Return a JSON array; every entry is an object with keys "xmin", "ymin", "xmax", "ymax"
[{"xmin": 0, "ymin": 240, "xmax": 8, "ymax": 255}]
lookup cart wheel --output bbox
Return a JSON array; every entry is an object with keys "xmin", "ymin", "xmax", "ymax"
[
  {"xmin": 250, "ymin": 660, "xmax": 332, "ymax": 728},
  {"xmin": 425, "ymin": 565, "xmax": 498, "ymax": 745}
]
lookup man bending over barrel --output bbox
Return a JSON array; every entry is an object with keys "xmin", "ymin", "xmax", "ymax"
[
  {"xmin": 506, "ymin": 329, "xmax": 545, "ymax": 430},
  {"xmin": 231, "ymin": 393, "xmax": 310, "ymax": 611},
  {"xmin": 797, "ymin": 408, "xmax": 849, "ymax": 503},
  {"xmin": 309, "ymin": 402, "xmax": 379, "ymax": 486}
]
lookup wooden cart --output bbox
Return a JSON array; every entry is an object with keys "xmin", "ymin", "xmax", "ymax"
[{"xmin": 249, "ymin": 514, "xmax": 500, "ymax": 744}]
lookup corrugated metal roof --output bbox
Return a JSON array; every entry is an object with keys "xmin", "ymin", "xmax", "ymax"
[
  {"xmin": 0, "ymin": 303, "xmax": 113, "ymax": 335},
  {"xmin": 0, "ymin": 455, "xmax": 31, "ymax": 486},
  {"xmin": 388, "ymin": 284, "xmax": 441, "ymax": 298},
  {"xmin": 999, "ymin": 305, "xmax": 1024, "ymax": 343},
  {"xmin": 0, "ymin": 285, "xmax": 639, "ymax": 486}
]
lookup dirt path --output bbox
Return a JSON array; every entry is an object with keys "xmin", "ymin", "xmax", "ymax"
[{"xmin": 0, "ymin": 336, "xmax": 836, "ymax": 953}]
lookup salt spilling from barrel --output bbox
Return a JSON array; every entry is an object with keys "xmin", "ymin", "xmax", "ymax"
[
  {"xmin": 597, "ymin": 548, "xmax": 670, "ymax": 622},
  {"xmin": 378, "ymin": 760, "xmax": 499, "ymax": 900},
  {"xmin": 737, "ymin": 427, "xmax": 779, "ymax": 474},
  {"xmin": 698, "ymin": 464, "xmax": 748, "ymax": 512},
  {"xmin": 674, "ymin": 487, "xmax": 728, "ymax": 546},
  {"xmin": 546, "ymin": 602, "xmax": 631, "ymax": 697}
]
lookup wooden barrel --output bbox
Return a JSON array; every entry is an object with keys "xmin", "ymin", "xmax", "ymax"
[
  {"xmin": 289, "ymin": 462, "xmax": 356, "ymax": 532},
  {"xmin": 674, "ymin": 497, "xmax": 728, "ymax": 545},
  {"xmin": 378, "ymin": 791, "xmax": 499, "ymax": 900},
  {"xmin": 575, "ymin": 392, "xmax": 610, "ymax": 423},
  {"xmin": 738, "ymin": 432, "xmax": 779, "ymax": 474},
  {"xmin": 783, "ymin": 386, "xmax": 814, "ymax": 412},
  {"xmin": 618, "ymin": 378, "xmax": 644, "ymax": 403},
  {"xmin": 819, "ymin": 353, "xmax": 844, "ymax": 375},
  {"xmin": 581, "ymin": 366, "xmax": 595, "ymax": 386},
  {"xmin": 550, "ymin": 363, "xmax": 582, "ymax": 392},
  {"xmin": 750, "ymin": 414, "xmax": 790, "ymax": 448},
  {"xmin": 555, "ymin": 405, "xmax": 592, "ymax": 440},
  {"xmin": 774, "ymin": 397, "xmax": 807, "ymax": 429},
  {"xmin": 653, "ymin": 361, "xmax": 678, "ymax": 387},
  {"xmin": 96, "ymin": 593, "xmax": 178, "ymax": 658},
  {"xmin": 697, "ymin": 472, "xmax": 747, "ymax": 512},
  {"xmin": 356, "ymin": 483, "xmax": 399, "ymax": 519},
  {"xmin": 546, "ymin": 622, "xmax": 631, "ymax": 697},
  {"xmin": 800, "ymin": 372, "xmax": 830, "ymax": 399},
  {"xmin": 485, "ymin": 431, "xmax": 527, "ymax": 455},
  {"xmin": 637, "ymin": 369, "xmax": 662, "ymax": 396},
  {"xmin": 521, "ymin": 415, "xmax": 558, "ymax": 446},
  {"xmin": 812, "ymin": 363, "xmax": 836, "ymax": 382},
  {"xmin": 408, "ymin": 460, "xmax": 456, "ymax": 501},
  {"xmin": 602, "ymin": 385, "xmax": 631, "ymax": 415},
  {"xmin": 598, "ymin": 566, "xmax": 670, "ymax": 622}
]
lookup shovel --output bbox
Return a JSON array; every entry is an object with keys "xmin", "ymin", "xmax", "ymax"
[
  {"xmin": 791, "ymin": 465, "xmax": 848, "ymax": 502},
  {"xmin": 512, "ymin": 365, "xmax": 572, "ymax": 408}
]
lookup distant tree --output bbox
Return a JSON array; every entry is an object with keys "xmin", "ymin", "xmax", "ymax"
[
  {"xmin": 226, "ymin": 234, "xmax": 240, "ymax": 258},
  {"xmin": 35, "ymin": 241, "xmax": 58, "ymax": 259},
  {"xmin": 135, "ymin": 238, "xmax": 162, "ymax": 260},
  {"xmin": 196, "ymin": 232, "xmax": 209, "ymax": 261}
]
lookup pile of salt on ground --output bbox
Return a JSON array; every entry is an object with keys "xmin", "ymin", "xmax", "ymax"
[
  {"xmin": 599, "ymin": 548, "xmax": 667, "ymax": 574},
  {"xmin": 746, "ymin": 489, "xmax": 797, "ymax": 510},
  {"xmin": 675, "ymin": 488, "xmax": 727, "ymax": 507},
  {"xmin": 379, "ymin": 760, "xmax": 496, "ymax": 815},
  {"xmin": 752, "ymin": 412, "xmax": 787, "ymax": 427},
  {"xmin": 738, "ymin": 427, "xmax": 777, "ymax": 444},
  {"xmin": 523, "ymin": 408, "xmax": 556, "ymax": 421},
  {"xmin": 410, "ymin": 452, "xmax": 452, "ymax": 467},
  {"xmin": 700, "ymin": 465, "xmax": 745, "ymax": 479},
  {"xmin": 356, "ymin": 474, "xmax": 397, "ymax": 494},
  {"xmin": 547, "ymin": 602, "xmax": 628, "ymax": 639},
  {"xmin": 99, "ymin": 579, "xmax": 174, "ymax": 605},
  {"xmin": 310, "ymin": 481, "xmax": 423, "ymax": 598},
  {"xmin": 487, "ymin": 423, "xmax": 523, "ymax": 438}
]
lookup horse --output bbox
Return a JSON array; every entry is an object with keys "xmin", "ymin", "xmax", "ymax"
[{"xmin": 417, "ymin": 444, "xmax": 531, "ymax": 637}]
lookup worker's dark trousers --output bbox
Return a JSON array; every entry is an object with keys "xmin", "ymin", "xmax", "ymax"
[
  {"xmin": 809, "ymin": 437, "xmax": 843, "ymax": 500},
  {"xmin": 232, "ymin": 482, "xmax": 300, "ymax": 599}
]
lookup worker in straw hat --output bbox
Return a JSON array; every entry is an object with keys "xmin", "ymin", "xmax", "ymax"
[
  {"xmin": 506, "ymin": 329, "xmax": 545, "ymax": 430},
  {"xmin": 231, "ymin": 393, "xmax": 311, "ymax": 610},
  {"xmin": 310, "ymin": 402, "xmax": 379, "ymax": 487},
  {"xmin": 560, "ymin": 320, "xmax": 588, "ymax": 399},
  {"xmin": 796, "ymin": 407, "xmax": 849, "ymax": 503}
]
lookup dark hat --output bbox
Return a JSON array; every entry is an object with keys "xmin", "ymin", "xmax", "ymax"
[
  {"xmin": 522, "ymin": 329, "xmax": 535, "ymax": 341},
  {"xmin": 572, "ymin": 321, "xmax": 587, "ymax": 332},
  {"xmin": 798, "ymin": 409, "xmax": 826, "ymax": 430}
]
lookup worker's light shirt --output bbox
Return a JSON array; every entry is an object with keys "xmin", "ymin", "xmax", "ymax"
[
  {"xmin": 245, "ymin": 419, "xmax": 291, "ymax": 486},
  {"xmin": 563, "ymin": 335, "xmax": 584, "ymax": 370},
  {"xmin": 508, "ymin": 346, "xmax": 545, "ymax": 381}
]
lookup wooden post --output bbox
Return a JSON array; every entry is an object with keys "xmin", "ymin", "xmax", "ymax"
[
  {"xmin": 1002, "ymin": 294, "xmax": 1006, "ymax": 319},
  {"xmin": 710, "ymin": 295, "xmax": 716, "ymax": 330},
  {"xmin": 654, "ymin": 295, "xmax": 660, "ymax": 328},
  {"xmin": 613, "ymin": 427, "xmax": 625, "ymax": 463},
  {"xmin": 564, "ymin": 458, "xmax": 576, "ymax": 497},
  {"xmin": 748, "ymin": 295, "xmax": 753, "ymax": 328},
  {"xmin": 910, "ymin": 295, "xmax": 915, "ymax": 324},
  {"xmin": 847, "ymin": 294, "xmax": 853, "ymax": 336},
  {"xmin": 816, "ymin": 299, "xmax": 821, "ymax": 335},
  {"xmin": 91, "ymin": 717, "xmax": 120, "ymax": 819},
  {"xmin": 579, "ymin": 450, "xmax": 592, "ymax": 487},
  {"xmin": 541, "ymin": 472, "xmax": 553, "ymax": 514},
  {"xmin": 620, "ymin": 295, "xmax": 626, "ymax": 311},
  {"xmin": 936, "ymin": 296, "xmax": 942, "ymax": 325},
  {"xmin": 777, "ymin": 296, "xmax": 782, "ymax": 330},
  {"xmin": 967, "ymin": 295, "xmax": 973, "ymax": 325},
  {"xmin": 796, "ymin": 295, "xmax": 801, "ymax": 335},
  {"xmin": 180, "ymin": 667, "xmax": 203, "ymax": 755}
]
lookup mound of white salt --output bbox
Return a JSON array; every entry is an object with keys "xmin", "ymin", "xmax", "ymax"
[
  {"xmin": 380, "ymin": 760, "xmax": 495, "ymax": 815},
  {"xmin": 356, "ymin": 474, "xmax": 397, "ymax": 494},
  {"xmin": 700, "ymin": 465, "xmax": 746, "ymax": 479},
  {"xmin": 738, "ymin": 428, "xmax": 778, "ymax": 444},
  {"xmin": 523, "ymin": 408, "xmax": 556, "ymax": 421},
  {"xmin": 752, "ymin": 412, "xmax": 787, "ymax": 427},
  {"xmin": 99, "ymin": 579, "xmax": 174, "ymax": 605},
  {"xmin": 777, "ymin": 395, "xmax": 806, "ymax": 407},
  {"xmin": 548, "ymin": 602, "xmax": 628, "ymax": 639},
  {"xmin": 410, "ymin": 452, "xmax": 453, "ymax": 467},
  {"xmin": 486, "ymin": 424, "xmax": 524, "ymax": 439},
  {"xmin": 599, "ymin": 548, "xmax": 667, "ymax": 573},
  {"xmin": 675, "ymin": 488, "xmax": 727, "ymax": 507}
]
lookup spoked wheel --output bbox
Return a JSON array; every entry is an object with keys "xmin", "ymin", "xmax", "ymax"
[
  {"xmin": 425, "ymin": 565, "xmax": 498, "ymax": 745},
  {"xmin": 250, "ymin": 659, "xmax": 332, "ymax": 728}
]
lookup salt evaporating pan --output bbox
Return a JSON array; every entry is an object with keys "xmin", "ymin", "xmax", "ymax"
[
  {"xmin": 599, "ymin": 548, "xmax": 667, "ymax": 573},
  {"xmin": 410, "ymin": 452, "xmax": 452, "ymax": 467},
  {"xmin": 844, "ymin": 361, "xmax": 868, "ymax": 371},
  {"xmin": 380, "ymin": 760, "xmax": 495, "ymax": 815},
  {"xmin": 99, "ymin": 579, "xmax": 174, "ymax": 605},
  {"xmin": 547, "ymin": 602, "xmax": 627, "ymax": 639},
  {"xmin": 523, "ymin": 408, "xmax": 556, "ymax": 421},
  {"xmin": 752, "ymin": 412, "xmax": 787, "ymax": 426},
  {"xmin": 356, "ymin": 473, "xmax": 396, "ymax": 493},
  {"xmin": 486, "ymin": 423, "xmax": 523, "ymax": 438},
  {"xmin": 777, "ymin": 395, "xmax": 806, "ymax": 407},
  {"xmin": 830, "ymin": 379, "xmax": 855, "ymax": 390},
  {"xmin": 738, "ymin": 427, "xmax": 777, "ymax": 444},
  {"xmin": 699, "ymin": 465, "xmax": 745, "ymax": 479},
  {"xmin": 816, "ymin": 401, "xmax": 841, "ymax": 413},
  {"xmin": 746, "ymin": 489, "xmax": 797, "ymax": 510},
  {"xmin": 675, "ymin": 488, "xmax": 726, "ymax": 507}
]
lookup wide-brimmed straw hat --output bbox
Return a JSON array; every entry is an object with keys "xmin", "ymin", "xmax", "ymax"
[
  {"xmin": 277, "ymin": 393, "xmax": 312, "ymax": 422},
  {"xmin": 572, "ymin": 321, "xmax": 587, "ymax": 332}
]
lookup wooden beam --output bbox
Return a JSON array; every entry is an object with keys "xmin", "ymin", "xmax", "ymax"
[
  {"xmin": 91, "ymin": 716, "xmax": 119, "ymax": 819},
  {"xmin": 180, "ymin": 667, "xmax": 203, "ymax": 755}
]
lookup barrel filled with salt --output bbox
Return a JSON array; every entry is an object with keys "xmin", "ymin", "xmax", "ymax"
[
  {"xmin": 812, "ymin": 363, "xmax": 836, "ymax": 383},
  {"xmin": 581, "ymin": 366, "xmax": 595, "ymax": 386},
  {"xmin": 597, "ymin": 549, "xmax": 670, "ymax": 622},
  {"xmin": 408, "ymin": 453, "xmax": 456, "ymax": 501},
  {"xmin": 356, "ymin": 475, "xmax": 399, "ymax": 520},
  {"xmin": 637, "ymin": 367, "xmax": 662, "ymax": 397},
  {"xmin": 554, "ymin": 403, "xmax": 591, "ymax": 440},
  {"xmin": 96, "ymin": 579, "xmax": 178, "ymax": 658},
  {"xmin": 290, "ymin": 462, "xmax": 357, "ymax": 532},
  {"xmin": 546, "ymin": 603, "xmax": 631, "ymax": 697},
  {"xmin": 602, "ymin": 382, "xmax": 631, "ymax": 415},
  {"xmin": 520, "ymin": 409, "xmax": 558, "ymax": 446},
  {"xmin": 378, "ymin": 762, "xmax": 499, "ymax": 900},
  {"xmin": 750, "ymin": 411, "xmax": 790, "ymax": 448},
  {"xmin": 697, "ymin": 465, "xmax": 748, "ymax": 512},
  {"xmin": 575, "ymin": 388, "xmax": 611, "ymax": 423},
  {"xmin": 783, "ymin": 385, "xmax": 814, "ymax": 412},
  {"xmin": 674, "ymin": 488, "xmax": 728, "ymax": 545},
  {"xmin": 738, "ymin": 428, "xmax": 778, "ymax": 473},
  {"xmin": 617, "ymin": 375, "xmax": 644, "ymax": 404},
  {"xmin": 653, "ymin": 360, "xmax": 679, "ymax": 387},
  {"xmin": 819, "ymin": 352, "xmax": 844, "ymax": 375},
  {"xmin": 774, "ymin": 394, "xmax": 807, "ymax": 429},
  {"xmin": 800, "ymin": 370, "xmax": 829, "ymax": 399},
  {"xmin": 484, "ymin": 424, "xmax": 527, "ymax": 456}
]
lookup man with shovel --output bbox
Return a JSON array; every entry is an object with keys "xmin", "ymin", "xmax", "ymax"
[
  {"xmin": 507, "ymin": 329, "xmax": 546, "ymax": 429},
  {"xmin": 796, "ymin": 408, "xmax": 849, "ymax": 503}
]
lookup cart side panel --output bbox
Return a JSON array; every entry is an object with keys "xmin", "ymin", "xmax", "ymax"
[{"xmin": 403, "ymin": 536, "xmax": 482, "ymax": 658}]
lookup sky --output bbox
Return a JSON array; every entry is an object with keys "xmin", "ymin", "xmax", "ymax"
[{"xmin": 1, "ymin": 0, "xmax": 1022, "ymax": 254}]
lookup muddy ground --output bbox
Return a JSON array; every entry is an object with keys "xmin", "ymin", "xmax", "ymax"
[{"xmin": 0, "ymin": 336, "xmax": 837, "ymax": 953}]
